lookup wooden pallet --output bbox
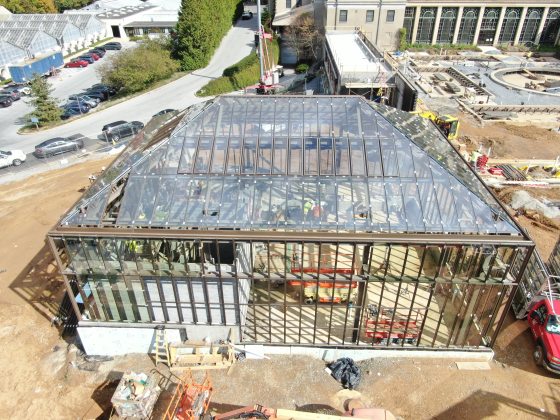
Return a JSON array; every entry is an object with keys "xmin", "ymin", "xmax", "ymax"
[{"xmin": 169, "ymin": 342, "xmax": 235, "ymax": 372}]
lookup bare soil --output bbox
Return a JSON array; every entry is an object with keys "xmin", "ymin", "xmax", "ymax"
[
  {"xmin": 0, "ymin": 114, "xmax": 559, "ymax": 419},
  {"xmin": 458, "ymin": 111, "xmax": 560, "ymax": 159}
]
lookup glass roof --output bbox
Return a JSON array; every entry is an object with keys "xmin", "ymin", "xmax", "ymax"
[{"xmin": 61, "ymin": 95, "xmax": 521, "ymax": 236}]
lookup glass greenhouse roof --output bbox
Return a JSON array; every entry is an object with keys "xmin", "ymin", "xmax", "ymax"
[{"xmin": 61, "ymin": 96, "xmax": 521, "ymax": 236}]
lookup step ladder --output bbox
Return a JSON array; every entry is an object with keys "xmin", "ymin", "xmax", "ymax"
[{"xmin": 154, "ymin": 326, "xmax": 170, "ymax": 366}]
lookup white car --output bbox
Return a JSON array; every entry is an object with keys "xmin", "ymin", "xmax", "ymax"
[{"xmin": 0, "ymin": 150, "xmax": 26, "ymax": 168}]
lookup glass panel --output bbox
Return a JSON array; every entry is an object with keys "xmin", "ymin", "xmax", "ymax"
[
  {"xmin": 134, "ymin": 177, "xmax": 159, "ymax": 225},
  {"xmin": 211, "ymin": 137, "xmax": 228, "ymax": 173},
  {"xmin": 194, "ymin": 136, "xmax": 213, "ymax": 173},
  {"xmin": 177, "ymin": 136, "xmax": 199, "ymax": 174},
  {"xmin": 304, "ymin": 137, "xmax": 318, "ymax": 175},
  {"xmin": 151, "ymin": 177, "xmax": 176, "ymax": 225}
]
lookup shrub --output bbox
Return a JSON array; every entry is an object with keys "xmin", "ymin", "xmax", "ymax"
[
  {"xmin": 197, "ymin": 38, "xmax": 279, "ymax": 96},
  {"xmin": 98, "ymin": 39, "xmax": 179, "ymax": 95},
  {"xmin": 296, "ymin": 63, "xmax": 309, "ymax": 74}
]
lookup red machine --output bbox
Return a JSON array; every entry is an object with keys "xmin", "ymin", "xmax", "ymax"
[
  {"xmin": 163, "ymin": 371, "xmax": 213, "ymax": 420},
  {"xmin": 365, "ymin": 305, "xmax": 421, "ymax": 345}
]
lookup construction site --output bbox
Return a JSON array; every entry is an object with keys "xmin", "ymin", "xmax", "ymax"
[{"xmin": 1, "ymin": 7, "xmax": 560, "ymax": 419}]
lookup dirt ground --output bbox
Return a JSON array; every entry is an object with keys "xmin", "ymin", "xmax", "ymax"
[{"xmin": 0, "ymin": 114, "xmax": 559, "ymax": 419}]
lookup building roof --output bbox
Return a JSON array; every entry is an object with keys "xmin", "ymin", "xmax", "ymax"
[
  {"xmin": 326, "ymin": 32, "xmax": 395, "ymax": 87},
  {"xmin": 0, "ymin": 20, "xmax": 80, "ymax": 41},
  {"xmin": 7, "ymin": 13, "xmax": 104, "ymax": 33},
  {"xmin": 60, "ymin": 95, "xmax": 521, "ymax": 236},
  {"xmin": 97, "ymin": 4, "xmax": 157, "ymax": 19},
  {"xmin": 124, "ymin": 20, "xmax": 176, "ymax": 28},
  {"xmin": 0, "ymin": 28, "xmax": 53, "ymax": 49}
]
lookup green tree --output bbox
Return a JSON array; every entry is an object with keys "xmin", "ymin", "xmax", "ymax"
[
  {"xmin": 27, "ymin": 75, "xmax": 61, "ymax": 126},
  {"xmin": 0, "ymin": 0, "xmax": 56, "ymax": 13},
  {"xmin": 54, "ymin": 0, "xmax": 93, "ymax": 12},
  {"xmin": 97, "ymin": 39, "xmax": 179, "ymax": 95},
  {"xmin": 284, "ymin": 13, "xmax": 323, "ymax": 62},
  {"xmin": 173, "ymin": 0, "xmax": 242, "ymax": 71}
]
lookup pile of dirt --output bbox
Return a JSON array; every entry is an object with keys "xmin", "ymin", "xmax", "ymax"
[{"xmin": 457, "ymin": 111, "xmax": 560, "ymax": 159}]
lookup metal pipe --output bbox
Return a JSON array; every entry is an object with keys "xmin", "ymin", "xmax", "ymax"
[{"xmin": 257, "ymin": 0, "xmax": 265, "ymax": 84}]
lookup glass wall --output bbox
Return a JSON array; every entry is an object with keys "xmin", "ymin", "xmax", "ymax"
[
  {"xmin": 519, "ymin": 8, "xmax": 544, "ymax": 45},
  {"xmin": 54, "ymin": 235, "xmax": 527, "ymax": 349},
  {"xmin": 498, "ymin": 8, "xmax": 522, "ymax": 45},
  {"xmin": 478, "ymin": 8, "xmax": 502, "ymax": 45},
  {"xmin": 540, "ymin": 8, "xmax": 560, "ymax": 45},
  {"xmin": 436, "ymin": 8, "xmax": 459, "ymax": 44},
  {"xmin": 403, "ymin": 7, "xmax": 415, "ymax": 44},
  {"xmin": 416, "ymin": 8, "xmax": 437, "ymax": 44},
  {"xmin": 457, "ymin": 8, "xmax": 479, "ymax": 45}
]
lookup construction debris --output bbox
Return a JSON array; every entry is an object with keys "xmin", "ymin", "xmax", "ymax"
[
  {"xmin": 326, "ymin": 358, "xmax": 361, "ymax": 390},
  {"xmin": 111, "ymin": 372, "xmax": 161, "ymax": 419},
  {"xmin": 511, "ymin": 190, "xmax": 560, "ymax": 219}
]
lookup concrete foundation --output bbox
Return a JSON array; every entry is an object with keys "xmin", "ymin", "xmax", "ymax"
[
  {"xmin": 78, "ymin": 323, "xmax": 233, "ymax": 356},
  {"xmin": 243, "ymin": 345, "xmax": 494, "ymax": 362}
]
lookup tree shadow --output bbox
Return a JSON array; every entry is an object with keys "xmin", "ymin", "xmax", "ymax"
[
  {"xmin": 8, "ymin": 241, "xmax": 69, "ymax": 330},
  {"xmin": 86, "ymin": 371, "xmax": 123, "ymax": 419},
  {"xmin": 433, "ymin": 390, "xmax": 558, "ymax": 419}
]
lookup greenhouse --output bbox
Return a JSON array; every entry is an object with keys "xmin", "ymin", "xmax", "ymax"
[
  {"xmin": 48, "ymin": 95, "xmax": 534, "ymax": 355},
  {"xmin": 8, "ymin": 13, "xmax": 106, "ymax": 45},
  {"xmin": 0, "ymin": 20, "xmax": 82, "ymax": 54}
]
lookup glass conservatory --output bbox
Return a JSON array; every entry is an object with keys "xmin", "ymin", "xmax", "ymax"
[{"xmin": 49, "ymin": 95, "xmax": 534, "ymax": 351}]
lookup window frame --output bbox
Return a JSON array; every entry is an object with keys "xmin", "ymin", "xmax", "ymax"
[
  {"xmin": 339, "ymin": 10, "xmax": 348, "ymax": 23},
  {"xmin": 387, "ymin": 10, "xmax": 396, "ymax": 23},
  {"xmin": 366, "ymin": 10, "xmax": 375, "ymax": 23}
]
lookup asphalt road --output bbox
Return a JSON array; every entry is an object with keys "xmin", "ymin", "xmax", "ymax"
[{"xmin": 0, "ymin": 17, "xmax": 257, "ymax": 159}]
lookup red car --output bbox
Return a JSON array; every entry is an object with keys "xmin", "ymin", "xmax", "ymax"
[
  {"xmin": 65, "ymin": 59, "xmax": 89, "ymax": 68},
  {"xmin": 82, "ymin": 52, "xmax": 100, "ymax": 61},
  {"xmin": 528, "ymin": 297, "xmax": 560, "ymax": 374}
]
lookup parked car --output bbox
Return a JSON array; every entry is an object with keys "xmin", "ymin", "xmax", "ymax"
[
  {"xmin": 67, "ymin": 100, "xmax": 90, "ymax": 111},
  {"xmin": 82, "ymin": 90, "xmax": 107, "ymax": 102},
  {"xmin": 82, "ymin": 52, "xmax": 100, "ymax": 61},
  {"xmin": 0, "ymin": 149, "xmax": 26, "ymax": 168},
  {"xmin": 68, "ymin": 94, "xmax": 99, "ymax": 107},
  {"xmin": 101, "ymin": 120, "xmax": 144, "ymax": 141},
  {"xmin": 0, "ymin": 95, "xmax": 13, "ymax": 107},
  {"xmin": 68, "ymin": 97, "xmax": 97, "ymax": 109},
  {"xmin": 2, "ymin": 85, "xmax": 31, "ymax": 95},
  {"xmin": 91, "ymin": 84, "xmax": 117, "ymax": 95},
  {"xmin": 528, "ymin": 297, "xmax": 560, "ymax": 374},
  {"xmin": 65, "ymin": 58, "xmax": 89, "ymax": 68},
  {"xmin": 153, "ymin": 109, "xmax": 177, "ymax": 117},
  {"xmin": 61, "ymin": 107, "xmax": 82, "ymax": 120},
  {"xmin": 78, "ymin": 55, "xmax": 95, "ymax": 64},
  {"xmin": 88, "ymin": 49, "xmax": 105, "ymax": 57},
  {"xmin": 241, "ymin": 11, "xmax": 253, "ymax": 20},
  {"xmin": 102, "ymin": 41, "xmax": 122, "ymax": 50},
  {"xmin": 1, "ymin": 89, "xmax": 21, "ymax": 101},
  {"xmin": 34, "ymin": 135, "xmax": 85, "ymax": 158}
]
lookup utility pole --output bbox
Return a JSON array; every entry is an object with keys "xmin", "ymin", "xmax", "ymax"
[{"xmin": 257, "ymin": 0, "xmax": 264, "ymax": 84}]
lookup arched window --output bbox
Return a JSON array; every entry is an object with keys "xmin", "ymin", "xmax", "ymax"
[
  {"xmin": 520, "ymin": 8, "xmax": 544, "ymax": 45},
  {"xmin": 437, "ymin": 8, "xmax": 459, "ymax": 44},
  {"xmin": 498, "ymin": 8, "xmax": 522, "ymax": 44},
  {"xmin": 417, "ymin": 7, "xmax": 437, "ymax": 44},
  {"xmin": 457, "ymin": 8, "xmax": 480, "ymax": 45},
  {"xmin": 540, "ymin": 8, "xmax": 560, "ymax": 45}
]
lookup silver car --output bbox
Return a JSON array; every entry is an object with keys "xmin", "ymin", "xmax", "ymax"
[{"xmin": 34, "ymin": 134, "xmax": 86, "ymax": 158}]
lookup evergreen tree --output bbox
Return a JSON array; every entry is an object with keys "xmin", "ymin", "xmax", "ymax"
[
  {"xmin": 173, "ymin": 0, "xmax": 242, "ymax": 71},
  {"xmin": 27, "ymin": 75, "xmax": 61, "ymax": 126}
]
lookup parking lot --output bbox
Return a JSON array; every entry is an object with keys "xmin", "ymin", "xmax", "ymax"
[
  {"xmin": 0, "ymin": 17, "xmax": 257, "ymax": 179},
  {"xmin": 0, "ymin": 41, "xmax": 134, "ymax": 136}
]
